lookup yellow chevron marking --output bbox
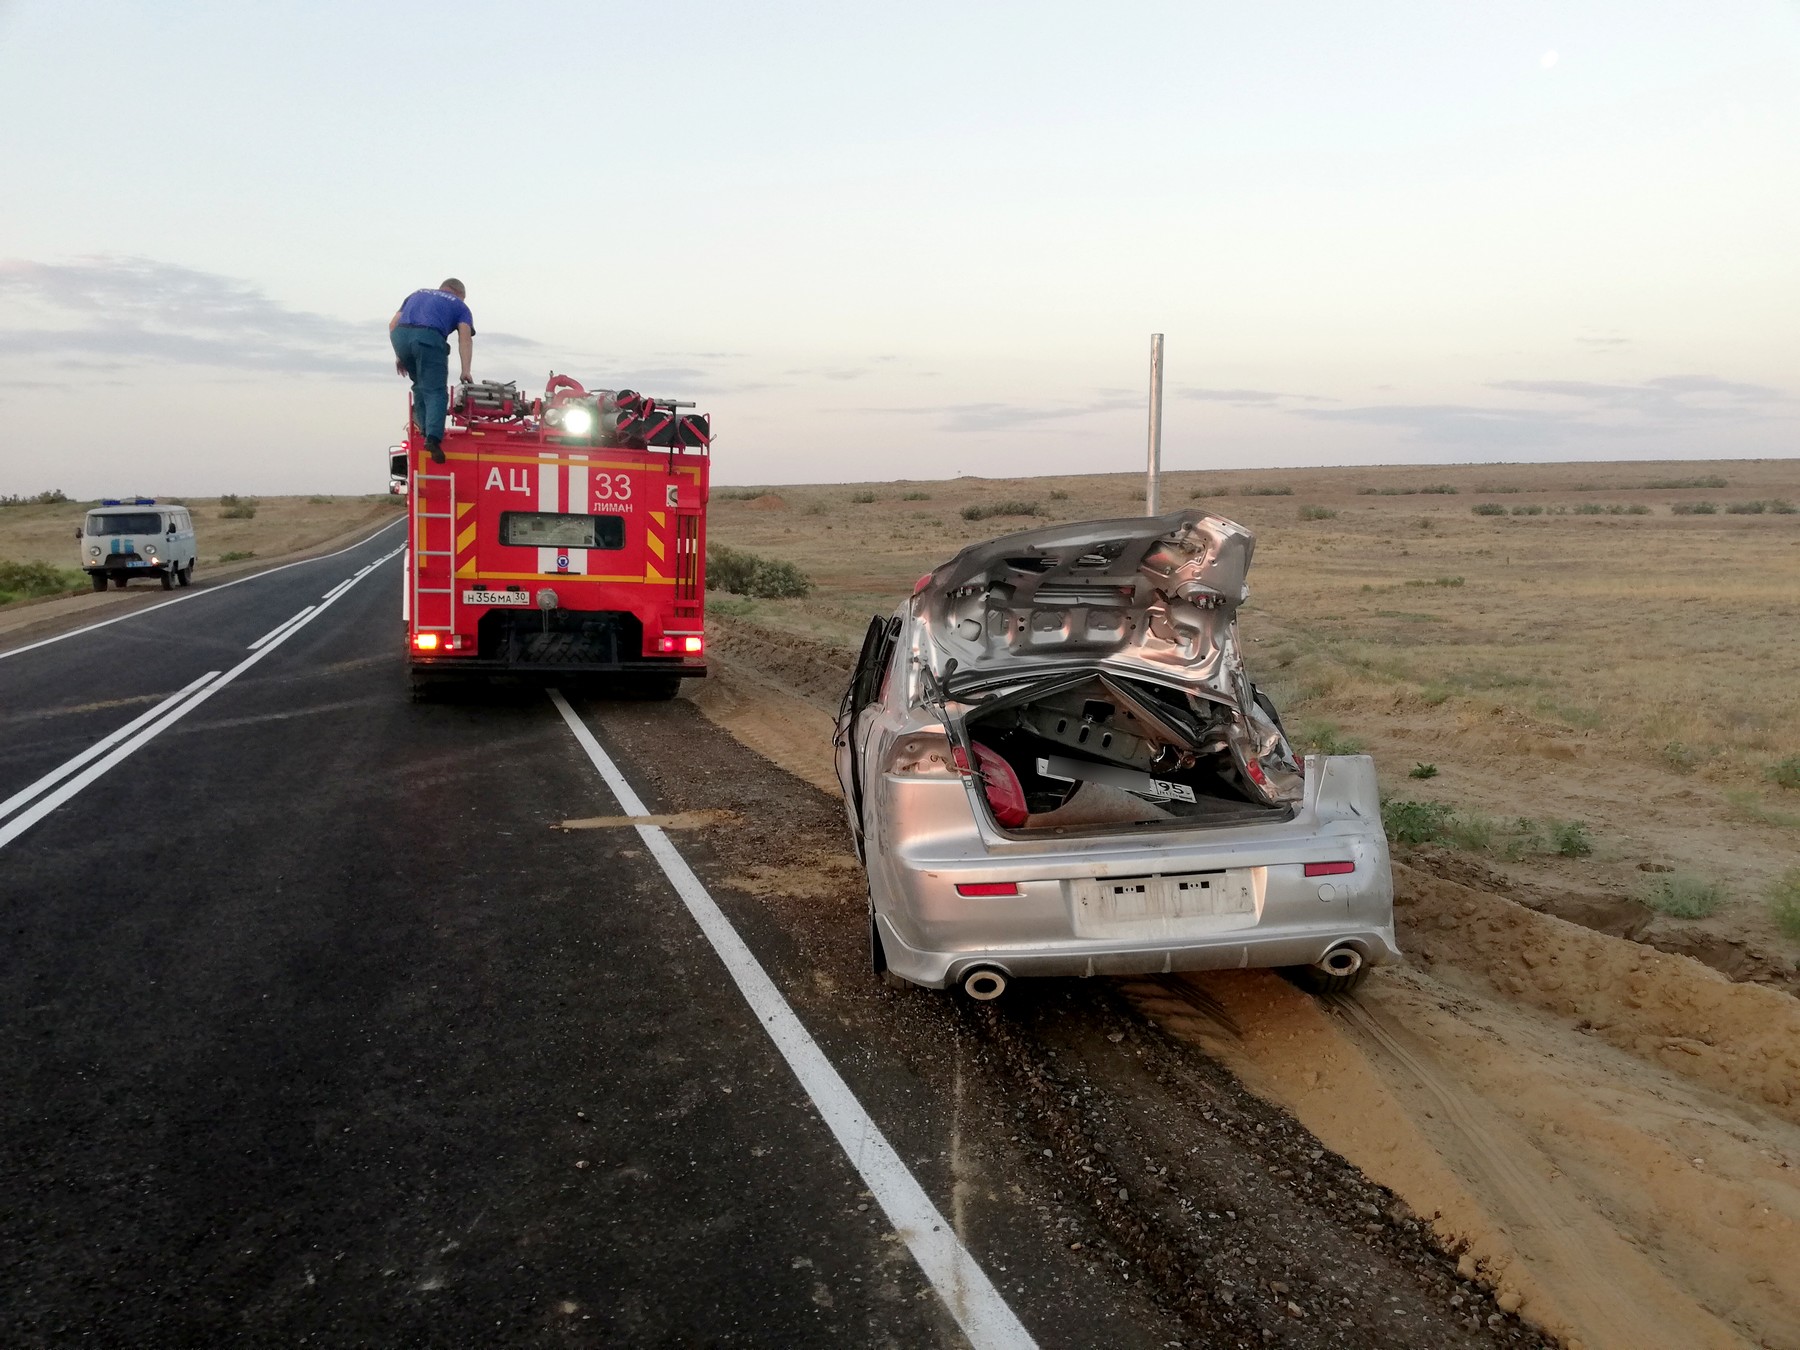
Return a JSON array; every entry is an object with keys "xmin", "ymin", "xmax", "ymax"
[
  {"xmin": 644, "ymin": 561, "xmax": 667, "ymax": 583},
  {"xmin": 457, "ymin": 522, "xmax": 477, "ymax": 553},
  {"xmin": 456, "ymin": 560, "xmax": 476, "ymax": 578},
  {"xmin": 645, "ymin": 532, "xmax": 665, "ymax": 561},
  {"xmin": 457, "ymin": 501, "xmax": 474, "ymax": 520},
  {"xmin": 650, "ymin": 511, "xmax": 666, "ymax": 527}
]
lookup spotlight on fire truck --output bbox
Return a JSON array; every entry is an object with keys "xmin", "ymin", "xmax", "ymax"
[{"xmin": 559, "ymin": 405, "xmax": 595, "ymax": 437}]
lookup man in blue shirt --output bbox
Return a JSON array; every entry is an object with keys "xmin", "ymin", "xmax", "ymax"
[{"xmin": 389, "ymin": 279, "xmax": 475, "ymax": 463}]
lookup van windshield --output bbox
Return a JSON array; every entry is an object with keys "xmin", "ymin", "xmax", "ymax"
[{"xmin": 88, "ymin": 513, "xmax": 163, "ymax": 535}]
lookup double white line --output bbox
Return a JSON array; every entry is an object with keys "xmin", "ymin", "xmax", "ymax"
[{"xmin": 0, "ymin": 546, "xmax": 401, "ymax": 852}]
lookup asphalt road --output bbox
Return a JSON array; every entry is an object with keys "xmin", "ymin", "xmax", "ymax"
[{"xmin": 0, "ymin": 526, "xmax": 1166, "ymax": 1348}]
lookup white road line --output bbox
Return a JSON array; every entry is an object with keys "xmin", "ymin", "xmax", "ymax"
[
  {"xmin": 248, "ymin": 605, "xmax": 317, "ymax": 650},
  {"xmin": 546, "ymin": 689, "xmax": 1037, "ymax": 1350},
  {"xmin": 0, "ymin": 671, "xmax": 221, "ymax": 824},
  {"xmin": 0, "ymin": 546, "xmax": 403, "ymax": 853},
  {"xmin": 0, "ymin": 517, "xmax": 405, "ymax": 663},
  {"xmin": 321, "ymin": 578, "xmax": 354, "ymax": 602}
]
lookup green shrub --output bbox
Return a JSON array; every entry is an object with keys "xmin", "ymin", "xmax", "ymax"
[
  {"xmin": 1769, "ymin": 499, "xmax": 1797, "ymax": 514},
  {"xmin": 1472, "ymin": 485, "xmax": 1522, "ymax": 494},
  {"xmin": 1443, "ymin": 812, "xmax": 1496, "ymax": 851},
  {"xmin": 1670, "ymin": 501, "xmax": 1717, "ymax": 515},
  {"xmin": 1382, "ymin": 799, "xmax": 1454, "ymax": 844},
  {"xmin": 218, "ymin": 493, "xmax": 258, "ymax": 519},
  {"xmin": 849, "ymin": 490, "xmax": 878, "ymax": 504},
  {"xmin": 1725, "ymin": 501, "xmax": 1766, "ymax": 515},
  {"xmin": 1298, "ymin": 505, "xmax": 1336, "ymax": 521},
  {"xmin": 901, "ymin": 490, "xmax": 931, "ymax": 501},
  {"xmin": 707, "ymin": 546, "xmax": 812, "ymax": 599},
  {"xmin": 1768, "ymin": 755, "xmax": 1800, "ymax": 791},
  {"xmin": 1549, "ymin": 819, "xmax": 1593, "ymax": 857},
  {"xmin": 0, "ymin": 560, "xmax": 84, "ymax": 604},
  {"xmin": 1239, "ymin": 484, "xmax": 1293, "ymax": 496},
  {"xmin": 961, "ymin": 500, "xmax": 1042, "ymax": 521},
  {"xmin": 1574, "ymin": 503, "xmax": 1604, "ymax": 515},
  {"xmin": 1299, "ymin": 721, "xmax": 1364, "ymax": 755},
  {"xmin": 0, "ymin": 489, "xmax": 70, "ymax": 507},
  {"xmin": 802, "ymin": 501, "xmax": 827, "ymax": 515},
  {"xmin": 1404, "ymin": 576, "xmax": 1463, "ymax": 588},
  {"xmin": 1645, "ymin": 474, "xmax": 1726, "ymax": 489},
  {"xmin": 218, "ymin": 550, "xmax": 255, "ymax": 562},
  {"xmin": 1409, "ymin": 763, "xmax": 1439, "ymax": 779},
  {"xmin": 1418, "ymin": 484, "xmax": 1458, "ymax": 495},
  {"xmin": 717, "ymin": 488, "xmax": 768, "ymax": 501},
  {"xmin": 1511, "ymin": 504, "xmax": 1544, "ymax": 516},
  {"xmin": 1471, "ymin": 503, "xmax": 1506, "ymax": 516},
  {"xmin": 1639, "ymin": 874, "xmax": 1725, "ymax": 919},
  {"xmin": 1625, "ymin": 504, "xmax": 1651, "ymax": 515},
  {"xmin": 1048, "ymin": 489, "xmax": 1068, "ymax": 501},
  {"xmin": 1769, "ymin": 870, "xmax": 1800, "ymax": 942},
  {"xmin": 1659, "ymin": 741, "xmax": 1703, "ymax": 775}
]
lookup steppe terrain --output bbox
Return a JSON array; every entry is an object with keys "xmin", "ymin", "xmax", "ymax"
[{"xmin": 698, "ymin": 457, "xmax": 1800, "ymax": 1350}]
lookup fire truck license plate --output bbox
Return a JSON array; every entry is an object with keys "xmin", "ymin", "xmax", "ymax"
[{"xmin": 463, "ymin": 589, "xmax": 531, "ymax": 606}]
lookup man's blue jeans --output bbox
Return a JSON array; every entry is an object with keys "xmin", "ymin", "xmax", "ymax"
[{"xmin": 391, "ymin": 326, "xmax": 450, "ymax": 443}]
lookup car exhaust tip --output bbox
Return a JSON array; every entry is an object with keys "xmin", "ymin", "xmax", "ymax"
[
  {"xmin": 1314, "ymin": 946, "xmax": 1363, "ymax": 979},
  {"xmin": 962, "ymin": 967, "xmax": 1008, "ymax": 1001}
]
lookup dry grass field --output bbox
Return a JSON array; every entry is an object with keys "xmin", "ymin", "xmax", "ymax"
[{"xmin": 707, "ymin": 458, "xmax": 1800, "ymax": 972}]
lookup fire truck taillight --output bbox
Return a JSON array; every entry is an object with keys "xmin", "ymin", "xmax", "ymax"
[
  {"xmin": 412, "ymin": 633, "xmax": 440, "ymax": 651},
  {"xmin": 657, "ymin": 635, "xmax": 704, "ymax": 655}
]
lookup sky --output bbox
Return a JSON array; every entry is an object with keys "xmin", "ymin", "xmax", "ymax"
[{"xmin": 1, "ymin": 0, "xmax": 1796, "ymax": 496}]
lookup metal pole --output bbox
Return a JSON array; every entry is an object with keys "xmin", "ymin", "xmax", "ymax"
[{"xmin": 1146, "ymin": 333, "xmax": 1164, "ymax": 515}]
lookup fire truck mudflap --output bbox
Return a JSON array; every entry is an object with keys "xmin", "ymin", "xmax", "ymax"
[{"xmin": 402, "ymin": 376, "xmax": 711, "ymax": 698}]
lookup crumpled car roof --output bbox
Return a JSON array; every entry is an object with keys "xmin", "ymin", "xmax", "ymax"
[{"xmin": 914, "ymin": 509, "xmax": 1256, "ymax": 697}]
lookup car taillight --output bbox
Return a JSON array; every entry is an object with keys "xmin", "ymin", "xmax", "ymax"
[
  {"xmin": 1304, "ymin": 861, "xmax": 1355, "ymax": 877},
  {"xmin": 955, "ymin": 882, "xmax": 1020, "ymax": 898},
  {"xmin": 412, "ymin": 633, "xmax": 439, "ymax": 651}
]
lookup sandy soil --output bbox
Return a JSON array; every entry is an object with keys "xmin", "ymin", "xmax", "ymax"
[{"xmin": 686, "ymin": 609, "xmax": 1800, "ymax": 1350}]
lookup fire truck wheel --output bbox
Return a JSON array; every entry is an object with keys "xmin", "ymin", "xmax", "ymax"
[
  {"xmin": 160, "ymin": 570, "xmax": 174, "ymax": 590},
  {"xmin": 631, "ymin": 675, "xmax": 682, "ymax": 701},
  {"xmin": 90, "ymin": 573, "xmax": 107, "ymax": 593}
]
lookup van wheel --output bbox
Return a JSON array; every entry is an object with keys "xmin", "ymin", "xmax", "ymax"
[
  {"xmin": 90, "ymin": 573, "xmax": 107, "ymax": 593},
  {"xmin": 113, "ymin": 576, "xmax": 129, "ymax": 589},
  {"xmin": 177, "ymin": 563, "xmax": 193, "ymax": 587},
  {"xmin": 160, "ymin": 570, "xmax": 174, "ymax": 590}
]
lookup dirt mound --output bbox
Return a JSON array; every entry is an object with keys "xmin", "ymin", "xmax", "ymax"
[
  {"xmin": 707, "ymin": 616, "xmax": 853, "ymax": 705},
  {"xmin": 1396, "ymin": 861, "xmax": 1800, "ymax": 1120},
  {"xmin": 744, "ymin": 494, "xmax": 787, "ymax": 511}
]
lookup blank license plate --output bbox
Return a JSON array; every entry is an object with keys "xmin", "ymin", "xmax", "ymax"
[{"xmin": 1071, "ymin": 871, "xmax": 1255, "ymax": 937}]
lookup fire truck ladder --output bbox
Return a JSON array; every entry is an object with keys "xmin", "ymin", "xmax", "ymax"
[{"xmin": 412, "ymin": 469, "xmax": 457, "ymax": 634}]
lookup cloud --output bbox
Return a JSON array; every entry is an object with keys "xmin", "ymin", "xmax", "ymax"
[
  {"xmin": 1176, "ymin": 385, "xmax": 1332, "ymax": 407},
  {"xmin": 1290, "ymin": 374, "xmax": 1793, "ymax": 448},
  {"xmin": 0, "ymin": 255, "xmax": 392, "ymax": 379},
  {"xmin": 872, "ymin": 391, "xmax": 1143, "ymax": 433}
]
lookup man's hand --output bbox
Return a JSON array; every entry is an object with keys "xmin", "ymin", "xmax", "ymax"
[
  {"xmin": 460, "ymin": 373, "xmax": 473, "ymax": 384},
  {"xmin": 395, "ymin": 360, "xmax": 407, "ymax": 377}
]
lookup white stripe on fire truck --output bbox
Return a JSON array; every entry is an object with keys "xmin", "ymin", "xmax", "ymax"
[{"xmin": 546, "ymin": 690, "xmax": 1037, "ymax": 1350}]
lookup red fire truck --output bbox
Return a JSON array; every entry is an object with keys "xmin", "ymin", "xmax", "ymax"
[{"xmin": 401, "ymin": 374, "xmax": 710, "ymax": 699}]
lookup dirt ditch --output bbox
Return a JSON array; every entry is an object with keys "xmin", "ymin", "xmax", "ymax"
[{"xmin": 674, "ymin": 615, "xmax": 1800, "ymax": 1349}]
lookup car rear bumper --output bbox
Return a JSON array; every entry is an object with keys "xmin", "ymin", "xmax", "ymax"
[{"xmin": 876, "ymin": 910, "xmax": 1401, "ymax": 989}]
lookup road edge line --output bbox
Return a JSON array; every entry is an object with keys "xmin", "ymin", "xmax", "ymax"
[
  {"xmin": 547, "ymin": 688, "xmax": 1036, "ymax": 1350},
  {"xmin": 0, "ymin": 517, "xmax": 405, "ymax": 663}
]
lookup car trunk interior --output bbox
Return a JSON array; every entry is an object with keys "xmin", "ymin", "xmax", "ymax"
[{"xmin": 960, "ymin": 671, "xmax": 1293, "ymax": 834}]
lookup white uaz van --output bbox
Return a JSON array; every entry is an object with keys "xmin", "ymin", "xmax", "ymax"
[{"xmin": 79, "ymin": 499, "xmax": 198, "ymax": 591}]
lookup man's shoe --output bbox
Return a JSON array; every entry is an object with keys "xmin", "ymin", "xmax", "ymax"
[{"xmin": 426, "ymin": 440, "xmax": 445, "ymax": 464}]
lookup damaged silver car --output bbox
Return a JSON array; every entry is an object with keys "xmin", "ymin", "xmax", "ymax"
[{"xmin": 834, "ymin": 509, "xmax": 1397, "ymax": 1000}]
